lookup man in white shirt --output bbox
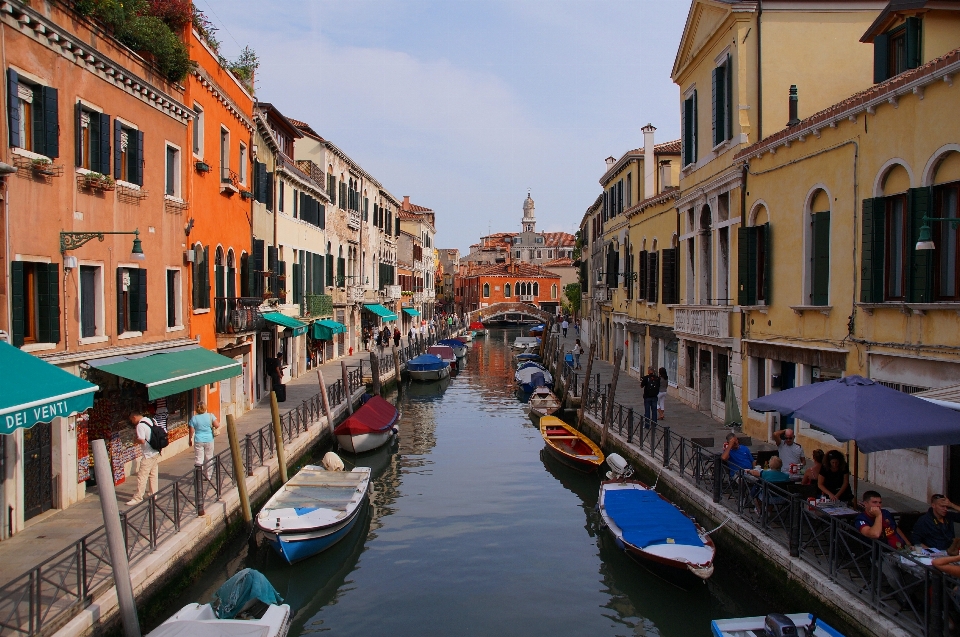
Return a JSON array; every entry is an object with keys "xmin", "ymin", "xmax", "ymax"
[
  {"xmin": 773, "ymin": 427, "xmax": 805, "ymax": 478},
  {"xmin": 126, "ymin": 409, "xmax": 161, "ymax": 505},
  {"xmin": 561, "ymin": 319, "xmax": 569, "ymax": 338}
]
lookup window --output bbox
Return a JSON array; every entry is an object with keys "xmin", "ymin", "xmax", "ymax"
[
  {"xmin": 712, "ymin": 55, "xmax": 733, "ymax": 147},
  {"xmin": 239, "ymin": 142, "xmax": 247, "ymax": 185},
  {"xmin": 10, "ymin": 261, "xmax": 60, "ymax": 347},
  {"xmin": 810, "ymin": 210, "xmax": 831, "ymax": 305},
  {"xmin": 661, "ymin": 247, "xmax": 680, "ymax": 305},
  {"xmin": 515, "ymin": 250, "xmax": 520, "ymax": 259},
  {"xmin": 166, "ymin": 269, "xmax": 182, "ymax": 328},
  {"xmin": 533, "ymin": 282, "xmax": 539, "ymax": 297},
  {"xmin": 278, "ymin": 179, "xmax": 285, "ymax": 213},
  {"xmin": 682, "ymin": 90, "xmax": 698, "ymax": 167},
  {"xmin": 7, "ymin": 71, "xmax": 58, "ymax": 157},
  {"xmin": 737, "ymin": 223, "xmax": 771, "ymax": 305},
  {"xmin": 79, "ymin": 265, "xmax": 103, "ymax": 338},
  {"xmin": 936, "ymin": 183, "xmax": 960, "ymax": 300},
  {"xmin": 551, "ymin": 284, "xmax": 557, "ymax": 299},
  {"xmin": 686, "ymin": 346, "xmax": 696, "ymax": 388},
  {"xmin": 220, "ymin": 126, "xmax": 230, "ymax": 182},
  {"xmin": 874, "ymin": 18, "xmax": 921, "ymax": 83},
  {"xmin": 192, "ymin": 103, "xmax": 203, "ymax": 156},
  {"xmin": 885, "ymin": 196, "xmax": 907, "ymax": 300},
  {"xmin": 114, "ymin": 121, "xmax": 143, "ymax": 186},
  {"xmin": 751, "ymin": 357, "xmax": 767, "ymax": 401},
  {"xmin": 536, "ymin": 250, "xmax": 542, "ymax": 259},
  {"xmin": 117, "ymin": 267, "xmax": 147, "ymax": 334},
  {"xmin": 192, "ymin": 244, "xmax": 210, "ymax": 310},
  {"xmin": 76, "ymin": 103, "xmax": 111, "ymax": 173},
  {"xmin": 165, "ymin": 144, "xmax": 181, "ymax": 197},
  {"xmin": 482, "ymin": 283, "xmax": 490, "ymax": 298},
  {"xmin": 504, "ymin": 282, "xmax": 511, "ymax": 298}
]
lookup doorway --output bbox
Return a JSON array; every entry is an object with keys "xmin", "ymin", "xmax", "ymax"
[
  {"xmin": 699, "ymin": 349, "xmax": 712, "ymax": 412},
  {"xmin": 23, "ymin": 422, "xmax": 53, "ymax": 520}
]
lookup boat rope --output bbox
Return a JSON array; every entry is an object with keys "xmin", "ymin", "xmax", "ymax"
[
  {"xmin": 652, "ymin": 467, "xmax": 663, "ymax": 491},
  {"xmin": 704, "ymin": 516, "xmax": 734, "ymax": 536}
]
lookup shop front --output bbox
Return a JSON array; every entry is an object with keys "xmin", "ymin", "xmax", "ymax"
[
  {"xmin": 262, "ymin": 312, "xmax": 308, "ymax": 382},
  {"xmin": 402, "ymin": 307, "xmax": 420, "ymax": 335},
  {"xmin": 363, "ymin": 304, "xmax": 399, "ymax": 340},
  {"xmin": 310, "ymin": 319, "xmax": 347, "ymax": 365}
]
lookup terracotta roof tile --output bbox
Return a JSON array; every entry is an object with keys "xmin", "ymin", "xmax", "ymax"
[
  {"xmin": 543, "ymin": 257, "xmax": 574, "ymax": 267},
  {"xmin": 464, "ymin": 263, "xmax": 563, "ymax": 279}
]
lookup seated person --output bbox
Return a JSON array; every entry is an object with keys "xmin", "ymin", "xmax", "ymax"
[
  {"xmin": 746, "ymin": 456, "xmax": 791, "ymax": 512},
  {"xmin": 772, "ymin": 427, "xmax": 805, "ymax": 478},
  {"xmin": 817, "ymin": 449, "xmax": 853, "ymax": 504},
  {"xmin": 911, "ymin": 494, "xmax": 960, "ymax": 550},
  {"xmin": 721, "ymin": 433, "xmax": 754, "ymax": 479},
  {"xmin": 802, "ymin": 449, "xmax": 824, "ymax": 486},
  {"xmin": 856, "ymin": 490, "xmax": 911, "ymax": 550}
]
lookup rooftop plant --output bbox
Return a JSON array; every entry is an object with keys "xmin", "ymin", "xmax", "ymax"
[{"xmin": 192, "ymin": 8, "xmax": 259, "ymax": 93}]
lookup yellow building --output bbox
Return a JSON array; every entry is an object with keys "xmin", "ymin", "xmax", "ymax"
[{"xmin": 733, "ymin": 1, "xmax": 960, "ymax": 501}]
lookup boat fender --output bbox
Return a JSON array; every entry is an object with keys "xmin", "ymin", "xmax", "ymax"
[
  {"xmin": 322, "ymin": 452, "xmax": 345, "ymax": 472},
  {"xmin": 392, "ymin": 427, "xmax": 399, "ymax": 435}
]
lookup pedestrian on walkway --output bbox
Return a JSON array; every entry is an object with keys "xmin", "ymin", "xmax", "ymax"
[
  {"xmin": 189, "ymin": 402, "xmax": 219, "ymax": 481},
  {"xmin": 641, "ymin": 367, "xmax": 661, "ymax": 425},
  {"xmin": 561, "ymin": 318, "xmax": 569, "ymax": 338},
  {"xmin": 574, "ymin": 319, "xmax": 580, "ymax": 335},
  {"xmin": 126, "ymin": 410, "xmax": 161, "ymax": 505},
  {"xmin": 573, "ymin": 339, "xmax": 583, "ymax": 369},
  {"xmin": 657, "ymin": 367, "xmax": 669, "ymax": 420},
  {"xmin": 393, "ymin": 327, "xmax": 401, "ymax": 347}
]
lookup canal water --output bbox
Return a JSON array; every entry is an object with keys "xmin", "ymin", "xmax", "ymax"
[{"xmin": 153, "ymin": 328, "xmax": 778, "ymax": 636}]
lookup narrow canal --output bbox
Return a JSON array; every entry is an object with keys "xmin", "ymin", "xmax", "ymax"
[{"xmin": 153, "ymin": 328, "xmax": 779, "ymax": 636}]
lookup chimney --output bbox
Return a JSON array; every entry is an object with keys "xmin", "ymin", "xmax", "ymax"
[
  {"xmin": 659, "ymin": 160, "xmax": 672, "ymax": 191},
  {"xmin": 787, "ymin": 85, "xmax": 800, "ymax": 127},
  {"xmin": 642, "ymin": 123, "xmax": 656, "ymax": 199},
  {"xmin": 402, "ymin": 195, "xmax": 410, "ymax": 209},
  {"xmin": 605, "ymin": 156, "xmax": 616, "ymax": 169}
]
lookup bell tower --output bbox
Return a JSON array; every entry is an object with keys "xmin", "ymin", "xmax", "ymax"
[{"xmin": 522, "ymin": 190, "xmax": 536, "ymax": 234}]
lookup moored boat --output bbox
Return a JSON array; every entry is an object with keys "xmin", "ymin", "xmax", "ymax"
[
  {"xmin": 529, "ymin": 324, "xmax": 545, "ymax": 336},
  {"xmin": 257, "ymin": 465, "xmax": 371, "ymax": 564},
  {"xmin": 407, "ymin": 353, "xmax": 451, "ymax": 381},
  {"xmin": 437, "ymin": 338, "xmax": 467, "ymax": 358},
  {"xmin": 515, "ymin": 352, "xmax": 542, "ymax": 364},
  {"xmin": 515, "ymin": 363, "xmax": 553, "ymax": 393},
  {"xmin": 598, "ymin": 453, "xmax": 715, "ymax": 587},
  {"xmin": 469, "ymin": 321, "xmax": 485, "ymax": 335},
  {"xmin": 712, "ymin": 613, "xmax": 845, "ymax": 637},
  {"xmin": 333, "ymin": 395, "xmax": 399, "ymax": 454},
  {"xmin": 459, "ymin": 331, "xmax": 474, "ymax": 342},
  {"xmin": 539, "ymin": 417, "xmax": 604, "ymax": 471},
  {"xmin": 529, "ymin": 387, "xmax": 562, "ymax": 418},
  {"xmin": 512, "ymin": 336, "xmax": 540, "ymax": 350},
  {"xmin": 427, "ymin": 344, "xmax": 457, "ymax": 368},
  {"xmin": 148, "ymin": 568, "xmax": 291, "ymax": 637}
]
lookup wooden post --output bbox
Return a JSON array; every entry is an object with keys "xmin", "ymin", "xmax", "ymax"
[
  {"xmin": 225, "ymin": 414, "xmax": 252, "ymax": 529},
  {"xmin": 393, "ymin": 344, "xmax": 402, "ymax": 392},
  {"xmin": 370, "ymin": 351, "xmax": 381, "ymax": 394},
  {"xmin": 270, "ymin": 391, "xmax": 288, "ymax": 484},
  {"xmin": 561, "ymin": 356, "xmax": 574, "ymax": 408},
  {"xmin": 341, "ymin": 360, "xmax": 353, "ymax": 415},
  {"xmin": 317, "ymin": 369, "xmax": 335, "ymax": 439},
  {"xmin": 602, "ymin": 348, "xmax": 623, "ymax": 448},
  {"xmin": 576, "ymin": 341, "xmax": 597, "ymax": 430},
  {"xmin": 91, "ymin": 439, "xmax": 141, "ymax": 637}
]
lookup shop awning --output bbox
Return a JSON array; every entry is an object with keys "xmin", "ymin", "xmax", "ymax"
[
  {"xmin": 311, "ymin": 319, "xmax": 347, "ymax": 340},
  {"xmin": 403, "ymin": 308, "xmax": 420, "ymax": 317},
  {"xmin": 262, "ymin": 312, "xmax": 308, "ymax": 337},
  {"xmin": 0, "ymin": 341, "xmax": 99, "ymax": 434},
  {"xmin": 93, "ymin": 347, "xmax": 242, "ymax": 401},
  {"xmin": 363, "ymin": 304, "xmax": 398, "ymax": 321}
]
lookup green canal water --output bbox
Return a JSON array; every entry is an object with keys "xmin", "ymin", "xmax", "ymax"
[{"xmin": 153, "ymin": 328, "xmax": 780, "ymax": 636}]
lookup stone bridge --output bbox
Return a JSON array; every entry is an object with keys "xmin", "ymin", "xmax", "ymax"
[{"xmin": 467, "ymin": 302, "xmax": 553, "ymax": 325}]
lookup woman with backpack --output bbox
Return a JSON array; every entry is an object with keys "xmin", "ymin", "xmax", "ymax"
[{"xmin": 188, "ymin": 402, "xmax": 220, "ymax": 481}]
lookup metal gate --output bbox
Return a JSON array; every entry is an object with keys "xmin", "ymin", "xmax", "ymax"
[{"xmin": 23, "ymin": 422, "xmax": 53, "ymax": 520}]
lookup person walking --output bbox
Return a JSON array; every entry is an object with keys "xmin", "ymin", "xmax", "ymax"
[
  {"xmin": 126, "ymin": 409, "xmax": 161, "ymax": 505},
  {"xmin": 574, "ymin": 319, "xmax": 580, "ymax": 336},
  {"xmin": 393, "ymin": 327, "xmax": 401, "ymax": 348},
  {"xmin": 188, "ymin": 402, "xmax": 219, "ymax": 481},
  {"xmin": 573, "ymin": 339, "xmax": 583, "ymax": 370},
  {"xmin": 561, "ymin": 318, "xmax": 569, "ymax": 338},
  {"xmin": 657, "ymin": 367, "xmax": 669, "ymax": 420},
  {"xmin": 640, "ymin": 367, "xmax": 661, "ymax": 425}
]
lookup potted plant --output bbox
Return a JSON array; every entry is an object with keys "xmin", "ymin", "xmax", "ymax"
[
  {"xmin": 31, "ymin": 157, "xmax": 54, "ymax": 175},
  {"xmin": 195, "ymin": 160, "xmax": 211, "ymax": 173},
  {"xmin": 82, "ymin": 172, "xmax": 114, "ymax": 190}
]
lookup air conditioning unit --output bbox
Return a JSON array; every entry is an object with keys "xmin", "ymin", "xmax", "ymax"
[{"xmin": 184, "ymin": 249, "xmax": 196, "ymax": 263}]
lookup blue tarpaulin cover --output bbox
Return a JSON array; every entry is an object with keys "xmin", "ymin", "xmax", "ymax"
[
  {"xmin": 604, "ymin": 489, "xmax": 704, "ymax": 549},
  {"xmin": 212, "ymin": 568, "xmax": 283, "ymax": 619},
  {"xmin": 516, "ymin": 361, "xmax": 547, "ymax": 372},
  {"xmin": 748, "ymin": 375, "xmax": 960, "ymax": 453},
  {"xmin": 407, "ymin": 354, "xmax": 448, "ymax": 372}
]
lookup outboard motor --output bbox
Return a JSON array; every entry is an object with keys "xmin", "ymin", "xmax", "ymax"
[
  {"xmin": 605, "ymin": 453, "xmax": 634, "ymax": 480},
  {"xmin": 763, "ymin": 613, "xmax": 798, "ymax": 637}
]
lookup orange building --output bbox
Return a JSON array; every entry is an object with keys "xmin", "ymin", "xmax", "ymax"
[
  {"xmin": 460, "ymin": 263, "xmax": 562, "ymax": 314},
  {"xmin": 184, "ymin": 30, "xmax": 255, "ymax": 420}
]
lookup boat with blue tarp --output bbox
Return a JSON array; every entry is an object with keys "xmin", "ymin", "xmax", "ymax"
[
  {"xmin": 515, "ymin": 363, "xmax": 553, "ymax": 393},
  {"xmin": 407, "ymin": 353, "xmax": 451, "ymax": 381},
  {"xmin": 437, "ymin": 338, "xmax": 467, "ymax": 358}
]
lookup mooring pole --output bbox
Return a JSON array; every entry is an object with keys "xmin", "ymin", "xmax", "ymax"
[
  {"xmin": 576, "ymin": 341, "xmax": 597, "ymax": 431},
  {"xmin": 341, "ymin": 360, "xmax": 354, "ymax": 414},
  {"xmin": 226, "ymin": 414, "xmax": 252, "ymax": 529},
  {"xmin": 393, "ymin": 343, "xmax": 402, "ymax": 393},
  {"xmin": 270, "ymin": 391, "xmax": 288, "ymax": 484},
  {"xmin": 318, "ymin": 369, "xmax": 335, "ymax": 440},
  {"xmin": 602, "ymin": 348, "xmax": 623, "ymax": 448},
  {"xmin": 91, "ymin": 439, "xmax": 141, "ymax": 637},
  {"xmin": 370, "ymin": 351, "xmax": 381, "ymax": 394}
]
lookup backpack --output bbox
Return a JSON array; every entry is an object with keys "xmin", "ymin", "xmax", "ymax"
[{"xmin": 144, "ymin": 418, "xmax": 169, "ymax": 453}]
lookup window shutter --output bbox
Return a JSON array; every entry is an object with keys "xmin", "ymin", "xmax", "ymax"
[
  {"xmin": 692, "ymin": 89, "xmax": 698, "ymax": 163},
  {"xmin": 134, "ymin": 131, "xmax": 144, "ymax": 186},
  {"xmin": 661, "ymin": 247, "xmax": 678, "ymax": 304},
  {"xmin": 265, "ymin": 172, "xmax": 274, "ymax": 211},
  {"xmin": 638, "ymin": 250, "xmax": 648, "ymax": 299},
  {"xmin": 203, "ymin": 246, "xmax": 211, "ymax": 309},
  {"xmin": 292, "ymin": 259, "xmax": 302, "ymax": 305},
  {"xmin": 117, "ymin": 268, "xmax": 126, "ymax": 335},
  {"xmin": 215, "ymin": 264, "xmax": 225, "ymax": 299},
  {"xmin": 240, "ymin": 253, "xmax": 250, "ymax": 297},
  {"xmin": 907, "ymin": 187, "xmax": 933, "ymax": 302},
  {"xmin": 10, "ymin": 262, "xmax": 24, "ymax": 346},
  {"xmin": 326, "ymin": 253, "xmax": 334, "ymax": 287},
  {"xmin": 75, "ymin": 102, "xmax": 83, "ymax": 166},
  {"xmin": 36, "ymin": 263, "xmax": 60, "ymax": 343},
  {"xmin": 314, "ymin": 253, "xmax": 324, "ymax": 295},
  {"xmin": 7, "ymin": 69, "xmax": 20, "ymax": 148},
  {"xmin": 114, "ymin": 119, "xmax": 123, "ymax": 177},
  {"xmin": 43, "ymin": 86, "xmax": 61, "ymax": 158},
  {"xmin": 726, "ymin": 54, "xmax": 733, "ymax": 142},
  {"xmin": 860, "ymin": 198, "xmax": 885, "ymax": 303},
  {"xmin": 711, "ymin": 66, "xmax": 719, "ymax": 147},
  {"xmin": 812, "ymin": 211, "xmax": 831, "ymax": 306},
  {"xmin": 762, "ymin": 222, "xmax": 772, "ymax": 305},
  {"xmin": 227, "ymin": 263, "xmax": 236, "ymax": 298},
  {"xmin": 339, "ymin": 182, "xmax": 346, "ymax": 210},
  {"xmin": 648, "ymin": 251, "xmax": 659, "ymax": 304},
  {"xmin": 136, "ymin": 269, "xmax": 147, "ymax": 332},
  {"xmin": 873, "ymin": 33, "xmax": 890, "ymax": 84},
  {"xmin": 99, "ymin": 113, "xmax": 111, "ymax": 175},
  {"xmin": 337, "ymin": 257, "xmax": 345, "ymax": 287},
  {"xmin": 681, "ymin": 96, "xmax": 687, "ymax": 166},
  {"xmin": 363, "ymin": 197, "xmax": 369, "ymax": 221},
  {"xmin": 737, "ymin": 225, "xmax": 756, "ymax": 305},
  {"xmin": 905, "ymin": 17, "xmax": 922, "ymax": 70},
  {"xmin": 253, "ymin": 239, "xmax": 265, "ymax": 297},
  {"xmin": 319, "ymin": 202, "xmax": 326, "ymax": 230}
]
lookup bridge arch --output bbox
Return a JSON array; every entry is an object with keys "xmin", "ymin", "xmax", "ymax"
[{"xmin": 466, "ymin": 302, "xmax": 553, "ymax": 325}]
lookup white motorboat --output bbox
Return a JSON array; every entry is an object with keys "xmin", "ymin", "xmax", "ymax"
[
  {"xmin": 712, "ymin": 612, "xmax": 845, "ymax": 637},
  {"xmin": 407, "ymin": 354, "xmax": 451, "ymax": 381},
  {"xmin": 333, "ymin": 395, "xmax": 399, "ymax": 454},
  {"xmin": 512, "ymin": 336, "xmax": 540, "ymax": 350}
]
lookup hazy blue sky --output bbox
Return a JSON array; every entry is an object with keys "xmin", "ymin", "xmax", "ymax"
[{"xmin": 199, "ymin": 0, "xmax": 689, "ymax": 251}]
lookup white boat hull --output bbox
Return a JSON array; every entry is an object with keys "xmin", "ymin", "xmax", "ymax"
[
  {"xmin": 408, "ymin": 365, "xmax": 451, "ymax": 381},
  {"xmin": 336, "ymin": 429, "xmax": 395, "ymax": 454},
  {"xmin": 147, "ymin": 602, "xmax": 291, "ymax": 637},
  {"xmin": 712, "ymin": 613, "xmax": 845, "ymax": 637}
]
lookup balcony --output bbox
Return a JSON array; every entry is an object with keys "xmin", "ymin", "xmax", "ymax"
[
  {"xmin": 413, "ymin": 292, "xmax": 424, "ymax": 305},
  {"xmin": 593, "ymin": 285, "xmax": 612, "ymax": 302},
  {"xmin": 673, "ymin": 306, "xmax": 733, "ymax": 340},
  {"xmin": 302, "ymin": 294, "xmax": 332, "ymax": 318},
  {"xmin": 384, "ymin": 285, "xmax": 402, "ymax": 300},
  {"xmin": 347, "ymin": 210, "xmax": 361, "ymax": 230},
  {"xmin": 215, "ymin": 297, "xmax": 265, "ymax": 334},
  {"xmin": 519, "ymin": 294, "xmax": 534, "ymax": 303},
  {"xmin": 348, "ymin": 286, "xmax": 365, "ymax": 303},
  {"xmin": 220, "ymin": 168, "xmax": 239, "ymax": 196},
  {"xmin": 424, "ymin": 289, "xmax": 435, "ymax": 300}
]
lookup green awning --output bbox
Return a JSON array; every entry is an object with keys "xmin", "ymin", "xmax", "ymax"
[
  {"xmin": 311, "ymin": 319, "xmax": 347, "ymax": 340},
  {"xmin": 0, "ymin": 341, "xmax": 99, "ymax": 434},
  {"xmin": 363, "ymin": 304, "xmax": 398, "ymax": 321},
  {"xmin": 403, "ymin": 308, "xmax": 420, "ymax": 317},
  {"xmin": 95, "ymin": 347, "xmax": 242, "ymax": 400},
  {"xmin": 262, "ymin": 312, "xmax": 308, "ymax": 337}
]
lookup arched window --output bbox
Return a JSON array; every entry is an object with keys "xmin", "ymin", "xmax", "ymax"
[
  {"xmin": 533, "ymin": 282, "xmax": 540, "ymax": 297},
  {"xmin": 226, "ymin": 249, "xmax": 236, "ymax": 298},
  {"xmin": 483, "ymin": 283, "xmax": 490, "ymax": 298},
  {"xmin": 806, "ymin": 188, "xmax": 831, "ymax": 306},
  {"xmin": 214, "ymin": 246, "xmax": 226, "ymax": 299},
  {"xmin": 551, "ymin": 284, "xmax": 558, "ymax": 299},
  {"xmin": 192, "ymin": 242, "xmax": 209, "ymax": 309},
  {"xmin": 504, "ymin": 283, "xmax": 511, "ymax": 298},
  {"xmin": 931, "ymin": 150, "xmax": 960, "ymax": 300},
  {"xmin": 239, "ymin": 251, "xmax": 249, "ymax": 297}
]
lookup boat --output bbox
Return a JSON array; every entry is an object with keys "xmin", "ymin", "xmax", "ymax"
[
  {"xmin": 515, "ymin": 363, "xmax": 553, "ymax": 393},
  {"xmin": 437, "ymin": 338, "xmax": 467, "ymax": 358},
  {"xmin": 539, "ymin": 416, "xmax": 604, "ymax": 471},
  {"xmin": 512, "ymin": 336, "xmax": 540, "ymax": 350},
  {"xmin": 712, "ymin": 613, "xmax": 845, "ymax": 637},
  {"xmin": 147, "ymin": 568, "xmax": 291, "ymax": 637},
  {"xmin": 257, "ymin": 465, "xmax": 371, "ymax": 564},
  {"xmin": 515, "ymin": 353, "xmax": 542, "ymax": 364},
  {"xmin": 333, "ymin": 395, "xmax": 399, "ymax": 454},
  {"xmin": 407, "ymin": 353, "xmax": 451, "ymax": 381},
  {"xmin": 469, "ymin": 321, "xmax": 486, "ymax": 335},
  {"xmin": 459, "ymin": 331, "xmax": 474, "ymax": 342},
  {"xmin": 529, "ymin": 324, "xmax": 545, "ymax": 336},
  {"xmin": 427, "ymin": 344, "xmax": 457, "ymax": 368},
  {"xmin": 598, "ymin": 453, "xmax": 716, "ymax": 587},
  {"xmin": 529, "ymin": 387, "xmax": 562, "ymax": 418}
]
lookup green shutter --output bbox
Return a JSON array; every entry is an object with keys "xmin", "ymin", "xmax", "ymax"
[
  {"xmin": 215, "ymin": 264, "xmax": 225, "ymax": 299},
  {"xmin": 812, "ymin": 211, "xmax": 831, "ymax": 306},
  {"xmin": 649, "ymin": 252, "xmax": 659, "ymax": 304},
  {"xmin": 292, "ymin": 260, "xmax": 302, "ymax": 305},
  {"xmin": 726, "ymin": 54, "xmax": 733, "ymax": 141},
  {"xmin": 874, "ymin": 33, "xmax": 890, "ymax": 84},
  {"xmin": 117, "ymin": 268, "xmax": 126, "ymax": 334},
  {"xmin": 99, "ymin": 113, "xmax": 111, "ymax": 174},
  {"xmin": 860, "ymin": 198, "xmax": 886, "ymax": 303},
  {"xmin": 337, "ymin": 257, "xmax": 345, "ymax": 287},
  {"xmin": 36, "ymin": 263, "xmax": 60, "ymax": 343},
  {"xmin": 692, "ymin": 89, "xmax": 698, "ymax": 163},
  {"xmin": 240, "ymin": 253, "xmax": 250, "ymax": 297},
  {"xmin": 762, "ymin": 222, "xmax": 772, "ymax": 305},
  {"xmin": 136, "ymin": 269, "xmax": 147, "ymax": 332},
  {"xmin": 905, "ymin": 17, "xmax": 922, "ymax": 70},
  {"xmin": 133, "ymin": 131, "xmax": 144, "ymax": 186},
  {"xmin": 638, "ymin": 250, "xmax": 648, "ymax": 299},
  {"xmin": 227, "ymin": 265, "xmax": 236, "ymax": 298},
  {"xmin": 738, "ymin": 225, "xmax": 757, "ymax": 305},
  {"xmin": 7, "ymin": 69, "xmax": 20, "ymax": 149},
  {"xmin": 203, "ymin": 246, "xmax": 211, "ymax": 308},
  {"xmin": 682, "ymin": 96, "xmax": 689, "ymax": 166},
  {"xmin": 314, "ymin": 252, "xmax": 324, "ymax": 294},
  {"xmin": 11, "ymin": 261, "xmax": 24, "ymax": 346},
  {"xmin": 326, "ymin": 254, "xmax": 334, "ymax": 287},
  {"xmin": 41, "ymin": 86, "xmax": 59, "ymax": 159},
  {"xmin": 711, "ymin": 66, "xmax": 720, "ymax": 147},
  {"xmin": 114, "ymin": 119, "xmax": 123, "ymax": 177},
  {"xmin": 265, "ymin": 172, "xmax": 274, "ymax": 212},
  {"xmin": 74, "ymin": 102, "xmax": 83, "ymax": 166},
  {"xmin": 908, "ymin": 187, "xmax": 934, "ymax": 302},
  {"xmin": 31, "ymin": 87, "xmax": 44, "ymax": 159}
]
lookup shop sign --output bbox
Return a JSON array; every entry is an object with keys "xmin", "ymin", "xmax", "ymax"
[{"xmin": 261, "ymin": 332, "xmax": 272, "ymax": 341}]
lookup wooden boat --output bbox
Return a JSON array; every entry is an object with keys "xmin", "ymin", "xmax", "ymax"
[
  {"xmin": 459, "ymin": 331, "xmax": 474, "ymax": 342},
  {"xmin": 148, "ymin": 569, "xmax": 291, "ymax": 637},
  {"xmin": 257, "ymin": 465, "xmax": 371, "ymax": 564},
  {"xmin": 598, "ymin": 454, "xmax": 715, "ymax": 587},
  {"xmin": 469, "ymin": 321, "xmax": 485, "ymax": 335},
  {"xmin": 712, "ymin": 613, "xmax": 845, "ymax": 637},
  {"xmin": 539, "ymin": 416, "xmax": 604, "ymax": 472},
  {"xmin": 407, "ymin": 353, "xmax": 451, "ymax": 381},
  {"xmin": 515, "ymin": 363, "xmax": 553, "ymax": 393},
  {"xmin": 333, "ymin": 395, "xmax": 399, "ymax": 454},
  {"xmin": 512, "ymin": 336, "xmax": 540, "ymax": 350},
  {"xmin": 427, "ymin": 345, "xmax": 457, "ymax": 367},
  {"xmin": 437, "ymin": 338, "xmax": 467, "ymax": 358},
  {"xmin": 529, "ymin": 387, "xmax": 562, "ymax": 418}
]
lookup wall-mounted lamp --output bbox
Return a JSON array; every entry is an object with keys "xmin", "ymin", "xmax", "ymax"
[
  {"xmin": 61, "ymin": 229, "xmax": 145, "ymax": 261},
  {"xmin": 915, "ymin": 216, "xmax": 960, "ymax": 251}
]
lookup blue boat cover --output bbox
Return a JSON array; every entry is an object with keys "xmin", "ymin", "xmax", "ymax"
[
  {"xmin": 604, "ymin": 489, "xmax": 704, "ymax": 549},
  {"xmin": 438, "ymin": 339, "xmax": 464, "ymax": 349},
  {"xmin": 212, "ymin": 568, "xmax": 283, "ymax": 619},
  {"xmin": 516, "ymin": 353, "xmax": 541, "ymax": 362},
  {"xmin": 531, "ymin": 372, "xmax": 546, "ymax": 388},
  {"xmin": 517, "ymin": 361, "xmax": 547, "ymax": 372},
  {"xmin": 408, "ymin": 354, "xmax": 448, "ymax": 372}
]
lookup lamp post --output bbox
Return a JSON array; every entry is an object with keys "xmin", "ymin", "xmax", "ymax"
[
  {"xmin": 60, "ymin": 229, "xmax": 144, "ymax": 260},
  {"xmin": 915, "ymin": 217, "xmax": 960, "ymax": 251}
]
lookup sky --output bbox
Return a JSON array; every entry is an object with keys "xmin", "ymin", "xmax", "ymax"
[{"xmin": 199, "ymin": 0, "xmax": 690, "ymax": 252}]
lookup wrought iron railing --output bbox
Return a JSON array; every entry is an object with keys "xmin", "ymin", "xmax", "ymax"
[{"xmin": 214, "ymin": 297, "xmax": 265, "ymax": 334}]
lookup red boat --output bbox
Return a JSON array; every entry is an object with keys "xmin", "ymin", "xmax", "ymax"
[{"xmin": 333, "ymin": 395, "xmax": 399, "ymax": 454}]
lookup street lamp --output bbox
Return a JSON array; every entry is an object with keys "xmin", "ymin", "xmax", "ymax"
[
  {"xmin": 915, "ymin": 217, "xmax": 960, "ymax": 251},
  {"xmin": 60, "ymin": 229, "xmax": 145, "ymax": 260}
]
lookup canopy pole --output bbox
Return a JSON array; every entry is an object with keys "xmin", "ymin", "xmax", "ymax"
[{"xmin": 853, "ymin": 441, "xmax": 859, "ymax": 504}]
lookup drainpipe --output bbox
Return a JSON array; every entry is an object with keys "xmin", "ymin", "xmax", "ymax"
[{"xmin": 756, "ymin": 0, "xmax": 763, "ymax": 141}]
